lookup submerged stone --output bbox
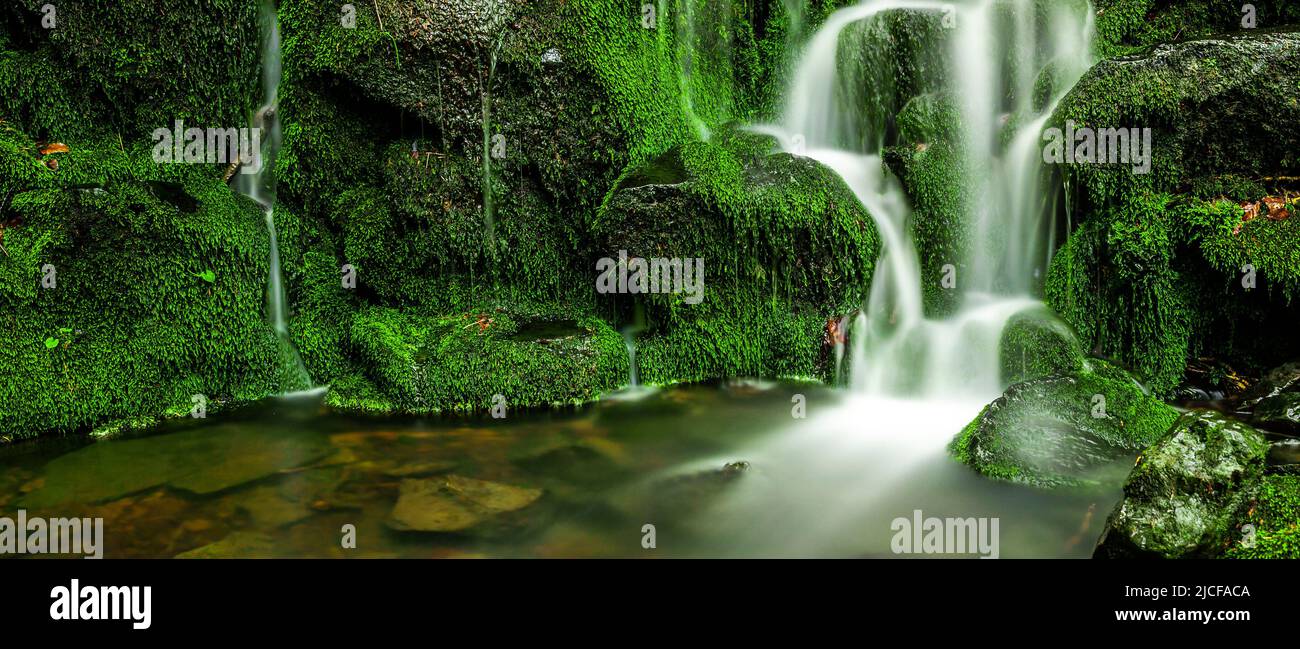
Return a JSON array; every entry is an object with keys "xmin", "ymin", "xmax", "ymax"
[
  {"xmin": 646, "ymin": 461, "xmax": 752, "ymax": 522},
  {"xmin": 950, "ymin": 360, "xmax": 1179, "ymax": 488},
  {"xmin": 175, "ymin": 531, "xmax": 278, "ymax": 559},
  {"xmin": 1094, "ymin": 410, "xmax": 1271, "ymax": 559},
  {"xmin": 19, "ymin": 427, "xmax": 332, "ymax": 509},
  {"xmin": 386, "ymin": 475, "xmax": 543, "ymax": 533}
]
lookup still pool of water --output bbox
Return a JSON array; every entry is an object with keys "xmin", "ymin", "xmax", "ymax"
[{"xmin": 0, "ymin": 382, "xmax": 1125, "ymax": 558}]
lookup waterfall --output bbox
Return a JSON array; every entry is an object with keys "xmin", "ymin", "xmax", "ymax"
[
  {"xmin": 238, "ymin": 0, "xmax": 310, "ymax": 389},
  {"xmin": 760, "ymin": 0, "xmax": 1093, "ymax": 399},
  {"xmin": 623, "ymin": 328, "xmax": 640, "ymax": 388}
]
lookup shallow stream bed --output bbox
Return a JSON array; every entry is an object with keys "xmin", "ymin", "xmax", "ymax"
[{"xmin": 0, "ymin": 382, "xmax": 1122, "ymax": 558}]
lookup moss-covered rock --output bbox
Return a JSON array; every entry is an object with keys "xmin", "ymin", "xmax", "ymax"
[
  {"xmin": 949, "ymin": 359, "xmax": 1178, "ymax": 488},
  {"xmin": 326, "ymin": 305, "xmax": 628, "ymax": 413},
  {"xmin": 593, "ymin": 128, "xmax": 879, "ymax": 383},
  {"xmin": 1094, "ymin": 410, "xmax": 1271, "ymax": 558},
  {"xmin": 1047, "ymin": 32, "xmax": 1300, "ymax": 395},
  {"xmin": 269, "ymin": 0, "xmax": 835, "ymax": 401},
  {"xmin": 0, "ymin": 127, "xmax": 303, "ymax": 441},
  {"xmin": 998, "ymin": 306, "xmax": 1087, "ymax": 385},
  {"xmin": 1092, "ymin": 0, "xmax": 1300, "ymax": 59},
  {"xmin": 884, "ymin": 93, "xmax": 970, "ymax": 317}
]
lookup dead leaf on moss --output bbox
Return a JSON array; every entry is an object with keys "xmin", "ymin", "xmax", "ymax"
[
  {"xmin": 39, "ymin": 142, "xmax": 69, "ymax": 155},
  {"xmin": 1262, "ymin": 196, "xmax": 1290, "ymax": 220}
]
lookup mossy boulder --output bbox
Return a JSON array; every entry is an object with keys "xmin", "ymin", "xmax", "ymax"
[
  {"xmin": 1092, "ymin": 0, "xmax": 1300, "ymax": 59},
  {"xmin": 0, "ymin": 128, "xmax": 304, "ymax": 441},
  {"xmin": 1094, "ymin": 410, "xmax": 1271, "ymax": 558},
  {"xmin": 998, "ymin": 308, "xmax": 1087, "ymax": 385},
  {"xmin": 592, "ymin": 128, "xmax": 879, "ymax": 383},
  {"xmin": 326, "ymin": 305, "xmax": 628, "ymax": 413},
  {"xmin": 1053, "ymin": 30, "xmax": 1300, "ymax": 206},
  {"xmin": 949, "ymin": 360, "xmax": 1179, "ymax": 488},
  {"xmin": 1048, "ymin": 30, "xmax": 1300, "ymax": 394},
  {"xmin": 1240, "ymin": 360, "xmax": 1300, "ymax": 409},
  {"xmin": 883, "ymin": 93, "xmax": 970, "ymax": 317}
]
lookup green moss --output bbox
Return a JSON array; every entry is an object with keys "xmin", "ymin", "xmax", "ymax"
[
  {"xmin": 950, "ymin": 359, "xmax": 1180, "ymax": 488},
  {"xmin": 0, "ymin": 127, "xmax": 299, "ymax": 440},
  {"xmin": 333, "ymin": 305, "xmax": 628, "ymax": 413},
  {"xmin": 1227, "ymin": 474, "xmax": 1300, "ymax": 559},
  {"xmin": 636, "ymin": 306, "xmax": 829, "ymax": 385},
  {"xmin": 3, "ymin": 0, "xmax": 259, "ymax": 141},
  {"xmin": 1092, "ymin": 0, "xmax": 1300, "ymax": 59},
  {"xmin": 594, "ymin": 127, "xmax": 879, "ymax": 383},
  {"xmin": 999, "ymin": 308, "xmax": 1087, "ymax": 385},
  {"xmin": 1046, "ymin": 193, "xmax": 1195, "ymax": 395}
]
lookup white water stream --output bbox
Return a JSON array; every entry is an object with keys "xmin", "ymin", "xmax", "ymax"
[{"xmin": 239, "ymin": 0, "xmax": 310, "ymax": 389}]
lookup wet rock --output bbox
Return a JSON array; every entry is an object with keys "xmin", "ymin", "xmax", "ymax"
[
  {"xmin": 999, "ymin": 309, "xmax": 1087, "ymax": 385},
  {"xmin": 1267, "ymin": 440, "xmax": 1300, "ymax": 475},
  {"xmin": 175, "ymin": 531, "xmax": 278, "ymax": 559},
  {"xmin": 1240, "ymin": 361, "xmax": 1300, "ymax": 409},
  {"xmin": 386, "ymin": 475, "xmax": 543, "ymax": 533},
  {"xmin": 219, "ymin": 485, "xmax": 314, "ymax": 529},
  {"xmin": 951, "ymin": 360, "xmax": 1179, "ymax": 488},
  {"xmin": 333, "ymin": 307, "xmax": 628, "ymax": 414},
  {"xmin": 1251, "ymin": 392, "xmax": 1300, "ymax": 435},
  {"xmin": 647, "ymin": 461, "xmax": 752, "ymax": 522},
  {"xmin": 19, "ymin": 427, "xmax": 332, "ymax": 508},
  {"xmin": 1094, "ymin": 411, "xmax": 1271, "ymax": 559},
  {"xmin": 380, "ymin": 460, "xmax": 458, "ymax": 478}
]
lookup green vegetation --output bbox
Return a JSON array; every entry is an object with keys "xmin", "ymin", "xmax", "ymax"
[
  {"xmin": 1047, "ymin": 30, "xmax": 1300, "ymax": 395},
  {"xmin": 595, "ymin": 127, "xmax": 879, "ymax": 385},
  {"xmin": 1228, "ymin": 474, "xmax": 1300, "ymax": 559}
]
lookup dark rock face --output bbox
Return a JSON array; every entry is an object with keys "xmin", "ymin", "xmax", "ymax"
[
  {"xmin": 1251, "ymin": 392, "xmax": 1300, "ymax": 434},
  {"xmin": 591, "ymin": 131, "xmax": 881, "ymax": 384},
  {"xmin": 1240, "ymin": 361, "xmax": 1300, "ymax": 408},
  {"xmin": 1094, "ymin": 410, "xmax": 1271, "ymax": 559},
  {"xmin": 1053, "ymin": 30, "xmax": 1300, "ymax": 202},
  {"xmin": 950, "ymin": 360, "xmax": 1178, "ymax": 488},
  {"xmin": 1046, "ymin": 31, "xmax": 1300, "ymax": 398}
]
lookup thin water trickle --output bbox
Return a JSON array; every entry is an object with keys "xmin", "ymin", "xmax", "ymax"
[{"xmin": 238, "ymin": 0, "xmax": 310, "ymax": 388}]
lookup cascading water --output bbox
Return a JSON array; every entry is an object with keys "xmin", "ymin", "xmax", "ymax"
[
  {"xmin": 762, "ymin": 0, "xmax": 1093, "ymax": 398},
  {"xmin": 688, "ymin": 0, "xmax": 1097, "ymax": 555},
  {"xmin": 238, "ymin": 0, "xmax": 311, "ymax": 389}
]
